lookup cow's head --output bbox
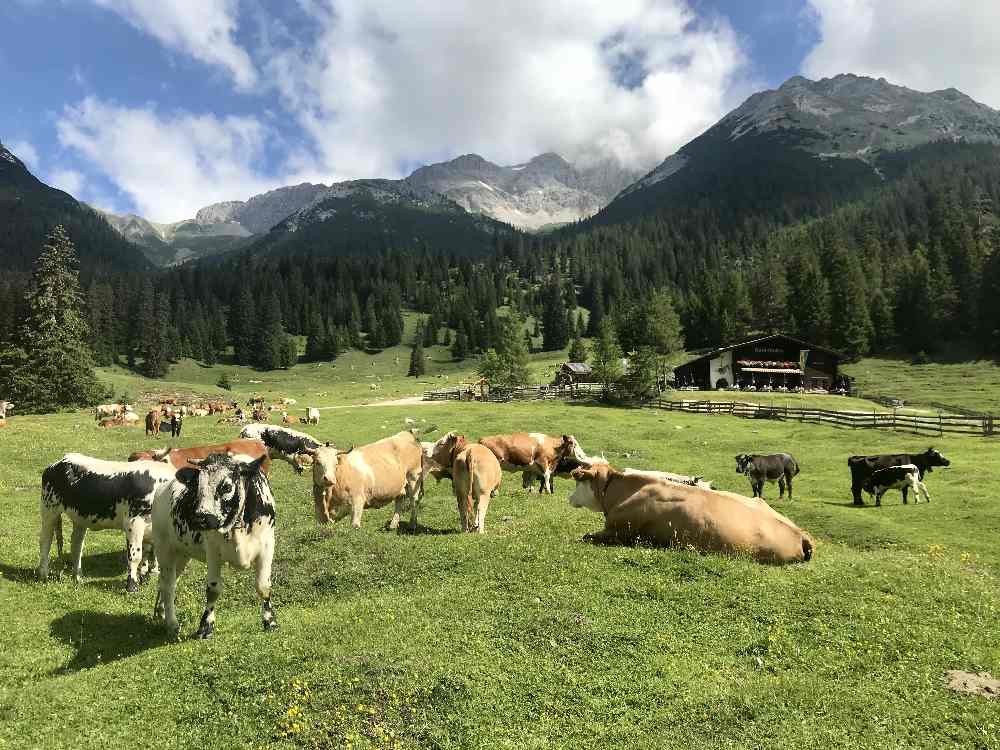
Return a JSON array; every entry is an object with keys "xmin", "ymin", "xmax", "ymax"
[
  {"xmin": 568, "ymin": 464, "xmax": 611, "ymax": 513},
  {"xmin": 431, "ymin": 431, "xmax": 466, "ymax": 468},
  {"xmin": 559, "ymin": 434, "xmax": 588, "ymax": 463},
  {"xmin": 128, "ymin": 450, "xmax": 155, "ymax": 462},
  {"xmin": 923, "ymin": 447, "xmax": 951, "ymax": 471},
  {"xmin": 735, "ymin": 454, "xmax": 753, "ymax": 475},
  {"xmin": 187, "ymin": 452, "xmax": 267, "ymax": 533}
]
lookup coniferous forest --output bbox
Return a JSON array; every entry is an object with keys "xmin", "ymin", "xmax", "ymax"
[{"xmin": 2, "ymin": 142, "xmax": 1000, "ymax": 395}]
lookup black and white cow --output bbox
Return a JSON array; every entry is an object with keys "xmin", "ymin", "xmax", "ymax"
[
  {"xmin": 38, "ymin": 454, "xmax": 177, "ymax": 591},
  {"xmin": 861, "ymin": 464, "xmax": 930, "ymax": 506},
  {"xmin": 239, "ymin": 423, "xmax": 320, "ymax": 474},
  {"xmin": 735, "ymin": 453, "xmax": 800, "ymax": 500},
  {"xmin": 0, "ymin": 400, "xmax": 13, "ymax": 420},
  {"xmin": 152, "ymin": 452, "xmax": 277, "ymax": 639},
  {"xmin": 848, "ymin": 448, "xmax": 950, "ymax": 505}
]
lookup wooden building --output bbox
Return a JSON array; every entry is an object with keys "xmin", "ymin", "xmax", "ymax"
[
  {"xmin": 672, "ymin": 334, "xmax": 849, "ymax": 391},
  {"xmin": 554, "ymin": 362, "xmax": 594, "ymax": 386}
]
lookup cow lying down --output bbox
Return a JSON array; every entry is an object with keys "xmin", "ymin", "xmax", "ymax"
[
  {"xmin": 861, "ymin": 464, "xmax": 930, "ymax": 506},
  {"xmin": 569, "ymin": 464, "xmax": 813, "ymax": 564}
]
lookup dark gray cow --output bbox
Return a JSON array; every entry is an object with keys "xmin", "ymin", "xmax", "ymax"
[
  {"xmin": 735, "ymin": 453, "xmax": 800, "ymax": 500},
  {"xmin": 39, "ymin": 453, "xmax": 177, "ymax": 591},
  {"xmin": 240, "ymin": 423, "xmax": 320, "ymax": 473},
  {"xmin": 848, "ymin": 448, "xmax": 950, "ymax": 505}
]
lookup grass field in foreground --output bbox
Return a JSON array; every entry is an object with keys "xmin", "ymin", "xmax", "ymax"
[{"xmin": 1, "ymin": 367, "xmax": 999, "ymax": 750}]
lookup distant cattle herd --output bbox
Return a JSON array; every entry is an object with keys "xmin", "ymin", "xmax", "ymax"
[{"xmin": 8, "ymin": 393, "xmax": 953, "ymax": 639}]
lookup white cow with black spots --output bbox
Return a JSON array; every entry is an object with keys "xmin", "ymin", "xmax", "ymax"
[
  {"xmin": 38, "ymin": 454, "xmax": 177, "ymax": 591},
  {"xmin": 152, "ymin": 452, "xmax": 277, "ymax": 639}
]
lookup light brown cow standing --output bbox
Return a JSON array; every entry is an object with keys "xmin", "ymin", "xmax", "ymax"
[
  {"xmin": 478, "ymin": 432, "xmax": 587, "ymax": 494},
  {"xmin": 128, "ymin": 439, "xmax": 271, "ymax": 474},
  {"xmin": 306, "ymin": 431, "xmax": 425, "ymax": 530},
  {"xmin": 145, "ymin": 410, "xmax": 162, "ymax": 437},
  {"xmin": 281, "ymin": 413, "xmax": 301, "ymax": 425},
  {"xmin": 431, "ymin": 432, "xmax": 502, "ymax": 533},
  {"xmin": 568, "ymin": 463, "xmax": 814, "ymax": 565}
]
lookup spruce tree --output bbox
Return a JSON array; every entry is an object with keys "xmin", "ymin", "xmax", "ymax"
[
  {"xmin": 541, "ymin": 275, "xmax": 571, "ymax": 351},
  {"xmin": 591, "ymin": 319, "xmax": 624, "ymax": 399},
  {"xmin": 828, "ymin": 245, "xmax": 873, "ymax": 358},
  {"xmin": 568, "ymin": 335, "xmax": 589, "ymax": 363},
  {"xmin": 408, "ymin": 324, "xmax": 426, "ymax": 377},
  {"xmin": 0, "ymin": 226, "xmax": 104, "ymax": 412},
  {"xmin": 451, "ymin": 330, "xmax": 468, "ymax": 361}
]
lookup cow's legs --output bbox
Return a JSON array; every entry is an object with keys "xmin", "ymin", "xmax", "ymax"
[
  {"xmin": 69, "ymin": 524, "xmax": 87, "ymax": 582},
  {"xmin": 778, "ymin": 476, "xmax": 786, "ymax": 499},
  {"xmin": 455, "ymin": 492, "xmax": 469, "ymax": 532},
  {"xmin": 37, "ymin": 511, "xmax": 60, "ymax": 580},
  {"xmin": 352, "ymin": 498, "xmax": 367, "ymax": 529},
  {"xmin": 752, "ymin": 479, "xmax": 764, "ymax": 498},
  {"xmin": 901, "ymin": 484, "xmax": 909, "ymax": 504},
  {"xmin": 157, "ymin": 555, "xmax": 188, "ymax": 633},
  {"xmin": 255, "ymin": 551, "xmax": 277, "ymax": 631},
  {"xmin": 852, "ymin": 480, "xmax": 865, "ymax": 505},
  {"xmin": 476, "ymin": 493, "xmax": 492, "ymax": 534},
  {"xmin": 195, "ymin": 551, "xmax": 222, "ymax": 639},
  {"xmin": 313, "ymin": 486, "xmax": 332, "ymax": 524},
  {"xmin": 407, "ymin": 479, "xmax": 423, "ymax": 530},
  {"xmin": 140, "ymin": 537, "xmax": 158, "ymax": 580},
  {"xmin": 875, "ymin": 490, "xmax": 884, "ymax": 507},
  {"xmin": 123, "ymin": 516, "xmax": 146, "ymax": 593},
  {"xmin": 522, "ymin": 471, "xmax": 535, "ymax": 493},
  {"xmin": 920, "ymin": 480, "xmax": 931, "ymax": 503}
]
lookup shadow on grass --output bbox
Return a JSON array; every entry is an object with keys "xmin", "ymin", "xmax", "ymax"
[
  {"xmin": 0, "ymin": 550, "xmax": 126, "ymax": 585},
  {"xmin": 49, "ymin": 610, "xmax": 169, "ymax": 674},
  {"xmin": 393, "ymin": 522, "xmax": 461, "ymax": 536},
  {"xmin": 819, "ymin": 500, "xmax": 879, "ymax": 509}
]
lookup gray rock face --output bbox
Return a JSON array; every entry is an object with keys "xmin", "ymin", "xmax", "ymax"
[
  {"xmin": 406, "ymin": 152, "xmax": 642, "ymax": 230},
  {"xmin": 622, "ymin": 74, "xmax": 1000, "ymax": 196}
]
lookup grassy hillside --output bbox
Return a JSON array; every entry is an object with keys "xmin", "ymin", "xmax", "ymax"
[
  {"xmin": 1, "ymin": 362, "xmax": 998, "ymax": 749},
  {"xmin": 845, "ymin": 356, "xmax": 1000, "ymax": 415}
]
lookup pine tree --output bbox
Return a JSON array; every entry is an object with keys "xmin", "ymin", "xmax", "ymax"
[
  {"xmin": 828, "ymin": 245, "xmax": 873, "ymax": 358},
  {"xmin": 0, "ymin": 226, "xmax": 104, "ymax": 412},
  {"xmin": 896, "ymin": 244, "xmax": 936, "ymax": 352},
  {"xmin": 443, "ymin": 329, "xmax": 452, "ymax": 347},
  {"xmin": 451, "ymin": 329, "xmax": 468, "ymax": 361},
  {"xmin": 280, "ymin": 336, "xmax": 299, "ymax": 369},
  {"xmin": 568, "ymin": 335, "xmax": 589, "ymax": 363},
  {"xmin": 408, "ymin": 324, "xmax": 426, "ymax": 377},
  {"xmin": 477, "ymin": 313, "xmax": 530, "ymax": 388},
  {"xmin": 623, "ymin": 346, "xmax": 658, "ymax": 400},
  {"xmin": 541, "ymin": 275, "xmax": 571, "ymax": 351},
  {"xmin": 142, "ymin": 296, "xmax": 171, "ymax": 378},
  {"xmin": 591, "ymin": 319, "xmax": 624, "ymax": 399}
]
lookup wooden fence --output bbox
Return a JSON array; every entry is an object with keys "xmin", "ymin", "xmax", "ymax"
[
  {"xmin": 654, "ymin": 399, "xmax": 996, "ymax": 437},
  {"xmin": 423, "ymin": 387, "xmax": 997, "ymax": 437}
]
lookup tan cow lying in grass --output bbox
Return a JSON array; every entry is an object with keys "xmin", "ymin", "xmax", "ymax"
[
  {"xmin": 430, "ymin": 432, "xmax": 502, "ymax": 533},
  {"xmin": 569, "ymin": 463, "xmax": 813, "ymax": 564},
  {"xmin": 306, "ymin": 431, "xmax": 425, "ymax": 529}
]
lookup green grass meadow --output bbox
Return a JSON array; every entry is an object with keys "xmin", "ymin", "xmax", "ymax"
[{"xmin": 1, "ymin": 357, "xmax": 999, "ymax": 749}]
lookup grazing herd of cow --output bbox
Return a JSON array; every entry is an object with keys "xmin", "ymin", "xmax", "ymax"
[{"xmin": 33, "ymin": 416, "xmax": 952, "ymax": 639}]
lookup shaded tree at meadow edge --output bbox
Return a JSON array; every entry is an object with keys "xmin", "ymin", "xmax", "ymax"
[
  {"xmin": 590, "ymin": 318, "xmax": 624, "ymax": 399},
  {"xmin": 408, "ymin": 322, "xmax": 426, "ymax": 377},
  {"xmin": 0, "ymin": 225, "xmax": 105, "ymax": 412}
]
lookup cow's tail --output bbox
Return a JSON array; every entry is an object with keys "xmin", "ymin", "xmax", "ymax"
[
  {"xmin": 801, "ymin": 534, "xmax": 814, "ymax": 562},
  {"xmin": 462, "ymin": 452, "xmax": 476, "ymax": 532},
  {"xmin": 55, "ymin": 515, "xmax": 64, "ymax": 558}
]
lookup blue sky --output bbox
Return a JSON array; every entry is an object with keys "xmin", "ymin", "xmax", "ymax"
[{"xmin": 2, "ymin": 0, "xmax": 997, "ymax": 222}]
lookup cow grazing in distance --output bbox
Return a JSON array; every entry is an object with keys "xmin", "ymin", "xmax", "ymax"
[
  {"xmin": 861, "ymin": 464, "xmax": 931, "ymax": 506},
  {"xmin": 848, "ymin": 448, "xmax": 951, "ymax": 505},
  {"xmin": 94, "ymin": 403, "xmax": 120, "ymax": 420},
  {"xmin": 306, "ymin": 431, "xmax": 425, "ymax": 529},
  {"xmin": 281, "ymin": 412, "xmax": 301, "ymax": 425},
  {"xmin": 122, "ymin": 410, "xmax": 140, "ymax": 424},
  {"xmin": 282, "ymin": 398, "xmax": 297, "ymax": 406},
  {"xmin": 240, "ymin": 424, "xmax": 320, "ymax": 473},
  {"xmin": 152, "ymin": 453, "xmax": 277, "ymax": 638},
  {"xmin": 38, "ymin": 454, "xmax": 178, "ymax": 591},
  {"xmin": 431, "ymin": 432, "xmax": 502, "ymax": 533},
  {"xmin": 145, "ymin": 410, "xmax": 162, "ymax": 437},
  {"xmin": 129, "ymin": 439, "xmax": 271, "ymax": 474},
  {"xmin": 735, "ymin": 453, "xmax": 800, "ymax": 500},
  {"xmin": 306, "ymin": 407, "xmax": 320, "ymax": 425},
  {"xmin": 569, "ymin": 463, "xmax": 813, "ymax": 564},
  {"xmin": 478, "ymin": 433, "xmax": 588, "ymax": 494},
  {"xmin": 170, "ymin": 414, "xmax": 183, "ymax": 438}
]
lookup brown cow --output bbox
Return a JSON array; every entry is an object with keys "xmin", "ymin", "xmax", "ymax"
[
  {"xmin": 568, "ymin": 463, "xmax": 814, "ymax": 565},
  {"xmin": 99, "ymin": 418, "xmax": 126, "ymax": 428},
  {"xmin": 128, "ymin": 438, "xmax": 271, "ymax": 474},
  {"xmin": 306, "ymin": 431, "xmax": 425, "ymax": 530},
  {"xmin": 478, "ymin": 432, "xmax": 587, "ymax": 494},
  {"xmin": 145, "ymin": 410, "xmax": 161, "ymax": 437},
  {"xmin": 431, "ymin": 432, "xmax": 502, "ymax": 533},
  {"xmin": 281, "ymin": 413, "xmax": 301, "ymax": 425}
]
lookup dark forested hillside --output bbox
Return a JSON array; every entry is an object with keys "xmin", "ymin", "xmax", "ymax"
[{"xmin": 0, "ymin": 144, "xmax": 149, "ymax": 273}]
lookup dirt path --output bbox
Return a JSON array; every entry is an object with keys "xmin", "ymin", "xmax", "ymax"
[{"xmin": 319, "ymin": 396, "xmax": 434, "ymax": 410}]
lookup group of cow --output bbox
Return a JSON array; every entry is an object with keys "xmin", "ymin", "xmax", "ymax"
[
  {"xmin": 733, "ymin": 447, "xmax": 951, "ymax": 507},
  {"xmin": 34, "ymin": 416, "xmax": 952, "ymax": 640}
]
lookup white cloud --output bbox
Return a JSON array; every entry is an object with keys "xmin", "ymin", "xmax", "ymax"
[
  {"xmin": 803, "ymin": 0, "xmax": 1000, "ymax": 108},
  {"xmin": 7, "ymin": 139, "xmax": 39, "ymax": 171},
  {"xmin": 49, "ymin": 168, "xmax": 85, "ymax": 196},
  {"xmin": 56, "ymin": 97, "xmax": 285, "ymax": 222},
  {"xmin": 92, "ymin": 0, "xmax": 256, "ymax": 89},
  {"xmin": 265, "ymin": 0, "xmax": 747, "ymax": 178}
]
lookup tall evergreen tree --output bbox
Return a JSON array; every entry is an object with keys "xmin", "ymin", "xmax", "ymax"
[
  {"xmin": 0, "ymin": 226, "xmax": 104, "ymax": 412},
  {"xmin": 451, "ymin": 329, "xmax": 469, "ymax": 361},
  {"xmin": 408, "ymin": 323, "xmax": 426, "ymax": 377},
  {"xmin": 591, "ymin": 318, "xmax": 624, "ymax": 398},
  {"xmin": 827, "ymin": 245, "xmax": 873, "ymax": 358},
  {"xmin": 568, "ymin": 335, "xmax": 589, "ymax": 363},
  {"xmin": 541, "ymin": 274, "xmax": 572, "ymax": 351}
]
